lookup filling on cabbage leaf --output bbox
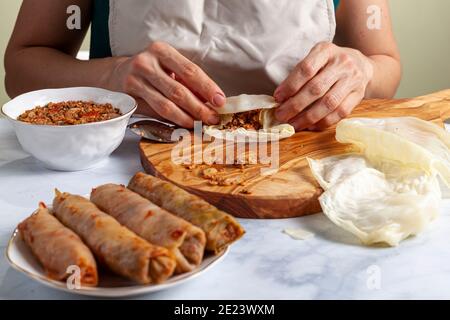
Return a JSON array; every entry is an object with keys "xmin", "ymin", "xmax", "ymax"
[{"xmin": 204, "ymin": 108, "xmax": 295, "ymax": 141}]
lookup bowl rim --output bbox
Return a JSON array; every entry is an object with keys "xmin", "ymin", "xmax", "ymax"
[{"xmin": 1, "ymin": 87, "xmax": 137, "ymax": 129}]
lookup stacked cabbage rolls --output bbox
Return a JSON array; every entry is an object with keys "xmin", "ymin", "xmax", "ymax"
[
  {"xmin": 53, "ymin": 191, "xmax": 176, "ymax": 284},
  {"xmin": 16, "ymin": 173, "xmax": 245, "ymax": 288},
  {"xmin": 90, "ymin": 184, "xmax": 206, "ymax": 273},
  {"xmin": 128, "ymin": 172, "xmax": 245, "ymax": 253},
  {"xmin": 18, "ymin": 203, "xmax": 98, "ymax": 286}
]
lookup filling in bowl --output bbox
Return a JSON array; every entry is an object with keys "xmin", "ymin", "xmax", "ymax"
[{"xmin": 17, "ymin": 101, "xmax": 122, "ymax": 125}]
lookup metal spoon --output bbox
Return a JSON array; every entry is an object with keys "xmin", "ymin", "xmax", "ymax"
[{"xmin": 128, "ymin": 119, "xmax": 179, "ymax": 143}]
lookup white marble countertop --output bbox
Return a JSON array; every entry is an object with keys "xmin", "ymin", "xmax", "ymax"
[{"xmin": 1, "ymin": 118, "xmax": 450, "ymax": 300}]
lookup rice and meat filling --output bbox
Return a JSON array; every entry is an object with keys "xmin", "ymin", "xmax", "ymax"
[
  {"xmin": 17, "ymin": 101, "xmax": 122, "ymax": 125},
  {"xmin": 222, "ymin": 109, "xmax": 262, "ymax": 131},
  {"xmin": 203, "ymin": 94, "xmax": 296, "ymax": 141}
]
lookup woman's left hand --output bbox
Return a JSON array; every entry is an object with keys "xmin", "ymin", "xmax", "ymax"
[{"xmin": 274, "ymin": 42, "xmax": 374, "ymax": 131}]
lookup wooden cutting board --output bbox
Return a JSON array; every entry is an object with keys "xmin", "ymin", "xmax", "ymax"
[{"xmin": 139, "ymin": 89, "xmax": 450, "ymax": 219}]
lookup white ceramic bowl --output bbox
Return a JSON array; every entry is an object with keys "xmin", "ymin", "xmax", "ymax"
[{"xmin": 1, "ymin": 87, "xmax": 137, "ymax": 171}]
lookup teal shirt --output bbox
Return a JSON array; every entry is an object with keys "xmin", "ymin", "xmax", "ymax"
[
  {"xmin": 90, "ymin": 0, "xmax": 111, "ymax": 59},
  {"xmin": 334, "ymin": 0, "xmax": 340, "ymax": 9},
  {"xmin": 90, "ymin": 0, "xmax": 340, "ymax": 59}
]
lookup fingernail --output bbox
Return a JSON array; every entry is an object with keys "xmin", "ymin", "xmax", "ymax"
[
  {"xmin": 207, "ymin": 113, "xmax": 220, "ymax": 124},
  {"xmin": 212, "ymin": 93, "xmax": 226, "ymax": 107}
]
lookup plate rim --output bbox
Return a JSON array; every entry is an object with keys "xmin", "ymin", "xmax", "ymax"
[{"xmin": 5, "ymin": 217, "xmax": 229, "ymax": 298}]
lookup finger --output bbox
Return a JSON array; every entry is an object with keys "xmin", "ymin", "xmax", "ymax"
[
  {"xmin": 311, "ymin": 91, "xmax": 364, "ymax": 131},
  {"xmin": 275, "ymin": 62, "xmax": 342, "ymax": 123},
  {"xmin": 125, "ymin": 75, "xmax": 194, "ymax": 128},
  {"xmin": 135, "ymin": 97, "xmax": 163, "ymax": 120},
  {"xmin": 135, "ymin": 59, "xmax": 220, "ymax": 125},
  {"xmin": 155, "ymin": 73, "xmax": 220, "ymax": 125},
  {"xmin": 288, "ymin": 78, "xmax": 353, "ymax": 131},
  {"xmin": 173, "ymin": 73, "xmax": 208, "ymax": 103},
  {"xmin": 166, "ymin": 71, "xmax": 208, "ymax": 103},
  {"xmin": 274, "ymin": 42, "xmax": 332, "ymax": 102},
  {"xmin": 149, "ymin": 41, "xmax": 226, "ymax": 107}
]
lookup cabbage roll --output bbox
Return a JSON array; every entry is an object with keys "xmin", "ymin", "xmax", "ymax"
[
  {"xmin": 128, "ymin": 172, "xmax": 245, "ymax": 254},
  {"xmin": 18, "ymin": 203, "xmax": 98, "ymax": 286},
  {"xmin": 90, "ymin": 184, "xmax": 206, "ymax": 273},
  {"xmin": 52, "ymin": 191, "xmax": 176, "ymax": 284}
]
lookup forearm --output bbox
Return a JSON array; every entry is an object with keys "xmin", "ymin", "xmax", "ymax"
[
  {"xmin": 365, "ymin": 54, "xmax": 402, "ymax": 99},
  {"xmin": 4, "ymin": 46, "xmax": 126, "ymax": 98},
  {"xmin": 334, "ymin": 0, "xmax": 401, "ymax": 99}
]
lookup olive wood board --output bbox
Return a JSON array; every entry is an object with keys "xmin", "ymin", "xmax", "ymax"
[{"xmin": 139, "ymin": 89, "xmax": 450, "ymax": 218}]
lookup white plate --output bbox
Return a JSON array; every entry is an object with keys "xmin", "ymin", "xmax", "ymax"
[{"xmin": 6, "ymin": 220, "xmax": 228, "ymax": 298}]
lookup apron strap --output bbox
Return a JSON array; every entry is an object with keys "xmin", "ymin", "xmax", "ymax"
[{"xmin": 90, "ymin": 0, "xmax": 112, "ymax": 59}]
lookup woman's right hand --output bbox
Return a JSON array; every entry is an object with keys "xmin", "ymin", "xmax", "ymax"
[{"xmin": 109, "ymin": 41, "xmax": 226, "ymax": 128}]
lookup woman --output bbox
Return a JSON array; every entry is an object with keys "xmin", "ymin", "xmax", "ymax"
[{"xmin": 5, "ymin": 0, "xmax": 401, "ymax": 131}]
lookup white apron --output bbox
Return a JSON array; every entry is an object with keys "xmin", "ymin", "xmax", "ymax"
[{"xmin": 109, "ymin": 0, "xmax": 336, "ymax": 96}]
